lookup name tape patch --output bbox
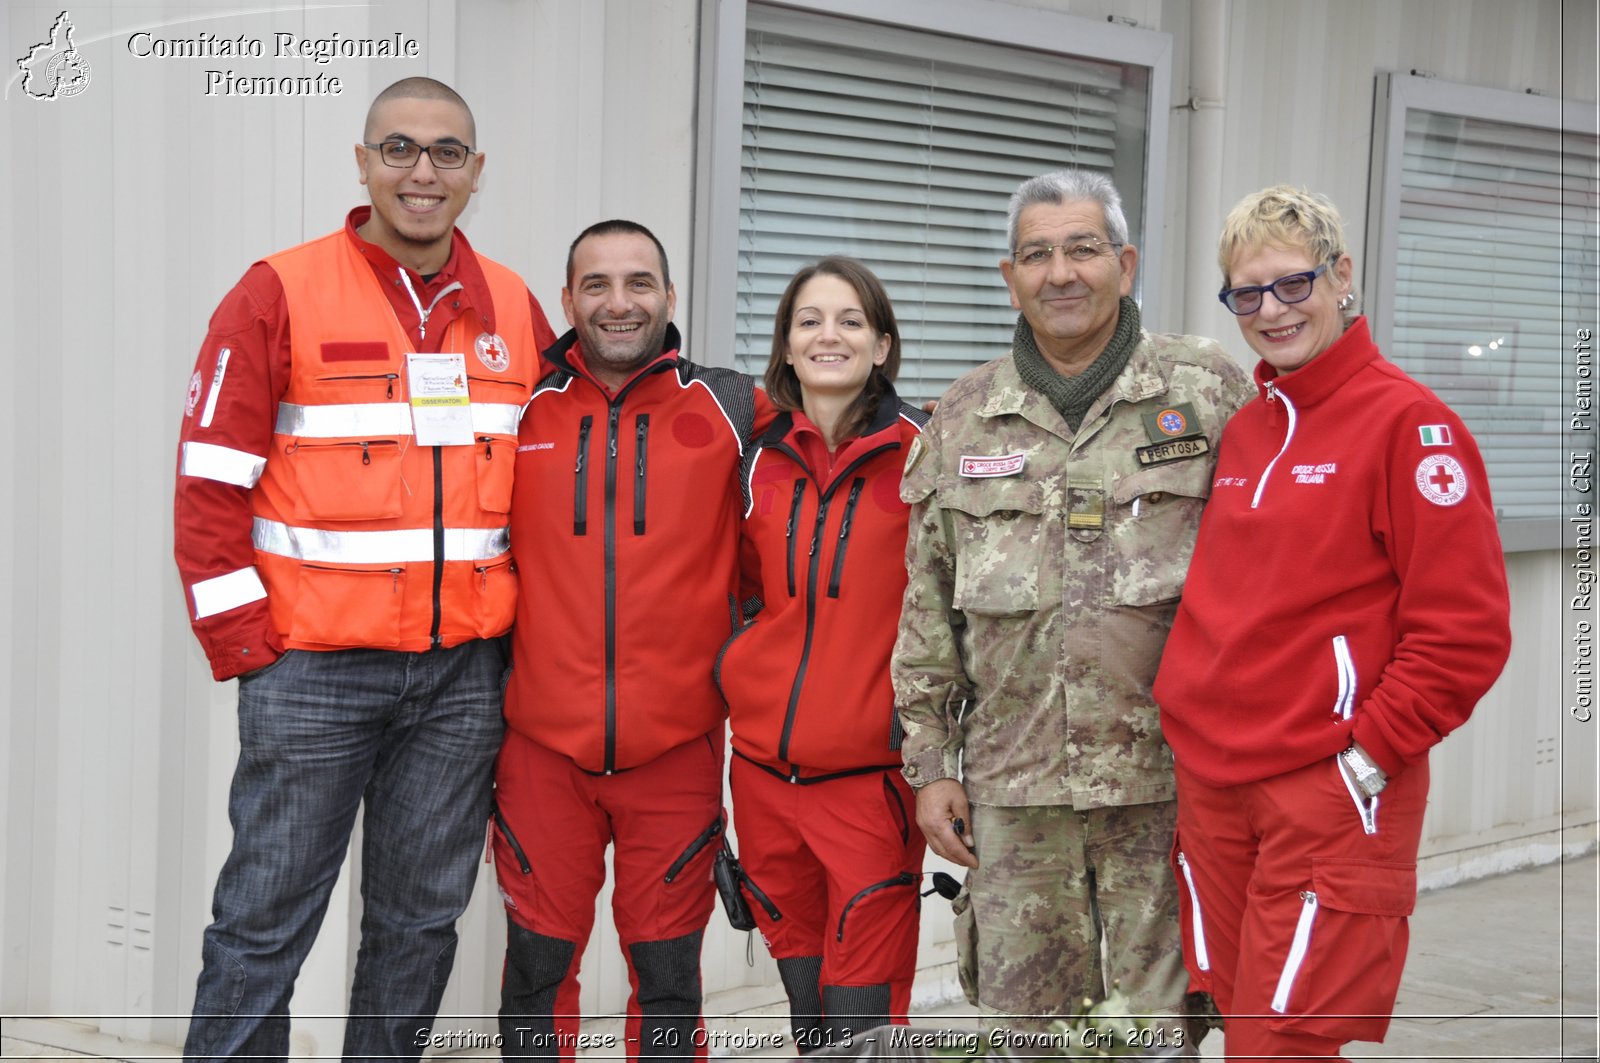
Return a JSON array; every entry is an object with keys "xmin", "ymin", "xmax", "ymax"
[
  {"xmin": 959, "ymin": 452, "xmax": 1026, "ymax": 478},
  {"xmin": 1135, "ymin": 436, "xmax": 1209, "ymax": 467}
]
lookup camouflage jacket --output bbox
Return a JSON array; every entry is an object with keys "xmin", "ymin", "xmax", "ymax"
[{"xmin": 892, "ymin": 329, "xmax": 1252, "ymax": 808}]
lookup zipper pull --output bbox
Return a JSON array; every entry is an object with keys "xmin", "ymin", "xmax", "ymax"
[
  {"xmin": 478, "ymin": 435, "xmax": 494, "ymax": 459},
  {"xmin": 385, "ymin": 373, "xmax": 397, "ymax": 399},
  {"xmin": 389, "ymin": 567, "xmax": 402, "ymax": 592},
  {"xmin": 361, "ymin": 442, "xmax": 371, "ymax": 465}
]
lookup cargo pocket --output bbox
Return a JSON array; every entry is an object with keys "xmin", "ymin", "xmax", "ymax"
[
  {"xmin": 1108, "ymin": 461, "xmax": 1210, "ymax": 606},
  {"xmin": 289, "ymin": 563, "xmax": 405, "ymax": 647},
  {"xmin": 473, "ymin": 435, "xmax": 517, "ymax": 513},
  {"xmin": 951, "ymin": 885, "xmax": 979, "ymax": 1006},
  {"xmin": 1266, "ymin": 858, "xmax": 1415, "ymax": 1043},
  {"xmin": 943, "ymin": 480, "xmax": 1053, "ymax": 618},
  {"xmin": 284, "ymin": 438, "xmax": 404, "ymax": 521},
  {"xmin": 467, "ymin": 555, "xmax": 517, "ymax": 638}
]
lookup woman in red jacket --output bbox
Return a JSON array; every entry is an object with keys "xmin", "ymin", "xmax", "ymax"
[
  {"xmin": 715, "ymin": 257, "xmax": 928, "ymax": 1052},
  {"xmin": 1153, "ymin": 187, "xmax": 1511, "ymax": 1062}
]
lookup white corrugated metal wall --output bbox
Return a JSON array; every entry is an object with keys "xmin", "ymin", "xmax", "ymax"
[{"xmin": 1, "ymin": 0, "xmax": 1592, "ymax": 1048}]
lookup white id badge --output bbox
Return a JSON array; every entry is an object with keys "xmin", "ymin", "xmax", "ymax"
[{"xmin": 406, "ymin": 352, "xmax": 473, "ymax": 446}]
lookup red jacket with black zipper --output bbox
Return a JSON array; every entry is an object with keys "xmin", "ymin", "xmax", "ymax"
[
  {"xmin": 505, "ymin": 324, "xmax": 768, "ymax": 773},
  {"xmin": 716, "ymin": 388, "xmax": 930, "ymax": 782}
]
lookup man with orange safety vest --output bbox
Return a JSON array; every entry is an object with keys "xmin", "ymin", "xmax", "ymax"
[{"xmin": 172, "ymin": 77, "xmax": 555, "ymax": 1060}]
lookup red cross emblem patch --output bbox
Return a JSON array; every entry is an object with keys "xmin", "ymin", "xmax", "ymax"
[{"xmin": 1414, "ymin": 455, "xmax": 1468, "ymax": 506}]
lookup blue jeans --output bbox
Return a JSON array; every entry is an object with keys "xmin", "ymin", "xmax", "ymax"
[{"xmin": 184, "ymin": 639, "xmax": 508, "ymax": 1062}]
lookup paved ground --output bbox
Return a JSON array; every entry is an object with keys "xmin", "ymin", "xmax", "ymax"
[{"xmin": 4, "ymin": 855, "xmax": 1595, "ymax": 1061}]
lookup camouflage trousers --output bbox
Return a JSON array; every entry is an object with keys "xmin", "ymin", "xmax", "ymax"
[{"xmin": 956, "ymin": 800, "xmax": 1189, "ymax": 1034}]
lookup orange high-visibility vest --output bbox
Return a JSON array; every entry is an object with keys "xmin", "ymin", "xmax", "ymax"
[{"xmin": 252, "ymin": 231, "xmax": 538, "ymax": 652}]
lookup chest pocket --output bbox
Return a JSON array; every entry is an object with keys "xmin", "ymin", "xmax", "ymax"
[
  {"xmin": 942, "ymin": 479, "xmax": 1055, "ymax": 618},
  {"xmin": 1107, "ymin": 458, "xmax": 1212, "ymax": 607}
]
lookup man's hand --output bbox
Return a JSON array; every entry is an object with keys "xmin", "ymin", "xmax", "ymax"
[{"xmin": 915, "ymin": 778, "xmax": 978, "ymax": 869}]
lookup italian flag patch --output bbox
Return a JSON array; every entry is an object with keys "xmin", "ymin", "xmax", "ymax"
[{"xmin": 1418, "ymin": 424, "xmax": 1453, "ymax": 446}]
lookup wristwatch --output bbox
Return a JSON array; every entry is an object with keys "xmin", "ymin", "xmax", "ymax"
[{"xmin": 1340, "ymin": 743, "xmax": 1388, "ymax": 798}]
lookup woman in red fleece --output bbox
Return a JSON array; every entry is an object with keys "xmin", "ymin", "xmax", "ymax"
[
  {"xmin": 1153, "ymin": 187, "xmax": 1511, "ymax": 1062},
  {"xmin": 715, "ymin": 257, "xmax": 928, "ymax": 1052}
]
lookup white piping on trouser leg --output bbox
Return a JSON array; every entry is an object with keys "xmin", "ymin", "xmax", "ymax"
[
  {"xmin": 1176, "ymin": 852, "xmax": 1210, "ymax": 971},
  {"xmin": 1271, "ymin": 890, "xmax": 1319, "ymax": 1013}
]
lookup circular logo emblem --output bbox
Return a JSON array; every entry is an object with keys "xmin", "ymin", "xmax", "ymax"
[
  {"xmin": 1415, "ymin": 455, "xmax": 1468, "ymax": 506},
  {"xmin": 1157, "ymin": 408, "xmax": 1188, "ymax": 436},
  {"xmin": 185, "ymin": 371, "xmax": 203, "ymax": 417},
  {"xmin": 46, "ymin": 50, "xmax": 92, "ymax": 99},
  {"xmin": 475, "ymin": 332, "xmax": 510, "ymax": 372}
]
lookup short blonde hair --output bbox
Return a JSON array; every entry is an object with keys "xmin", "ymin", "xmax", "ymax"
[{"xmin": 1217, "ymin": 185, "xmax": 1347, "ymax": 286}]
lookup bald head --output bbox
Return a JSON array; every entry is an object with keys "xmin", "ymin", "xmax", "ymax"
[{"xmin": 364, "ymin": 76, "xmax": 476, "ymax": 145}]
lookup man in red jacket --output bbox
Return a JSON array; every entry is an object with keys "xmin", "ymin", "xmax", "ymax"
[
  {"xmin": 173, "ymin": 78, "xmax": 555, "ymax": 1061},
  {"xmin": 492, "ymin": 220, "xmax": 766, "ymax": 1060}
]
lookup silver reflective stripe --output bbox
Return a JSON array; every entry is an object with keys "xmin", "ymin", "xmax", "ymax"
[
  {"xmin": 181, "ymin": 441, "xmax": 269, "ymax": 488},
  {"xmin": 190, "ymin": 567, "xmax": 267, "ymax": 619},
  {"xmin": 252, "ymin": 517, "xmax": 509, "ymax": 563},
  {"xmin": 472, "ymin": 403, "xmax": 521, "ymax": 435},
  {"xmin": 276, "ymin": 402, "xmax": 410, "ymax": 437},
  {"xmin": 274, "ymin": 402, "xmax": 520, "ymax": 438}
]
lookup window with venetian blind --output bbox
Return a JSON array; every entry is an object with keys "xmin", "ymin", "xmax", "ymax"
[
  {"xmin": 734, "ymin": 4, "xmax": 1158, "ymax": 406},
  {"xmin": 1368, "ymin": 73, "xmax": 1599, "ymax": 531}
]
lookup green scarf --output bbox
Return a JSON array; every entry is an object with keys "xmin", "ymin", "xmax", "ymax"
[{"xmin": 1012, "ymin": 295, "xmax": 1141, "ymax": 431}]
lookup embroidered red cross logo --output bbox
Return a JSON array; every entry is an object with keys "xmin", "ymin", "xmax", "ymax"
[{"xmin": 1427, "ymin": 465, "xmax": 1456, "ymax": 494}]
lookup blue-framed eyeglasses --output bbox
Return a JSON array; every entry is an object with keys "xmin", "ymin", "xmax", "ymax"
[{"xmin": 1218, "ymin": 262, "xmax": 1328, "ymax": 316}]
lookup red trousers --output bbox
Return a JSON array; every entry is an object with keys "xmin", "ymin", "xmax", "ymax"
[
  {"xmin": 1172, "ymin": 754, "xmax": 1429, "ymax": 1063},
  {"xmin": 730, "ymin": 759, "xmax": 924, "ymax": 1026},
  {"xmin": 493, "ymin": 729, "xmax": 723, "ymax": 1060}
]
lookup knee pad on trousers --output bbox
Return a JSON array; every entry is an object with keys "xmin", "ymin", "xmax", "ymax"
[
  {"xmin": 821, "ymin": 982, "xmax": 891, "ymax": 1044},
  {"xmin": 629, "ymin": 930, "xmax": 705, "ymax": 1057},
  {"xmin": 777, "ymin": 955, "xmax": 825, "ymax": 1054},
  {"xmin": 500, "ymin": 918, "xmax": 577, "ymax": 1056}
]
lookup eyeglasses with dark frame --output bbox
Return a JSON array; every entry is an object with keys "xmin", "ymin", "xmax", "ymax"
[
  {"xmin": 363, "ymin": 138, "xmax": 476, "ymax": 169},
  {"xmin": 1217, "ymin": 262, "xmax": 1328, "ymax": 316},
  {"xmin": 1011, "ymin": 238, "xmax": 1125, "ymax": 270}
]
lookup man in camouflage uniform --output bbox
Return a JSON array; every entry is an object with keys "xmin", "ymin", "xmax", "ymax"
[{"xmin": 892, "ymin": 170, "xmax": 1252, "ymax": 1039}]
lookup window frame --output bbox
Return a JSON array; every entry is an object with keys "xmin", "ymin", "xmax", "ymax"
[
  {"xmin": 690, "ymin": 0, "xmax": 1173, "ymax": 387},
  {"xmin": 1365, "ymin": 72, "xmax": 1593, "ymax": 552}
]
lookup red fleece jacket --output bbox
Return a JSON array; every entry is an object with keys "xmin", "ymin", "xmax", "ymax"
[{"xmin": 1155, "ymin": 317, "xmax": 1511, "ymax": 784}]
